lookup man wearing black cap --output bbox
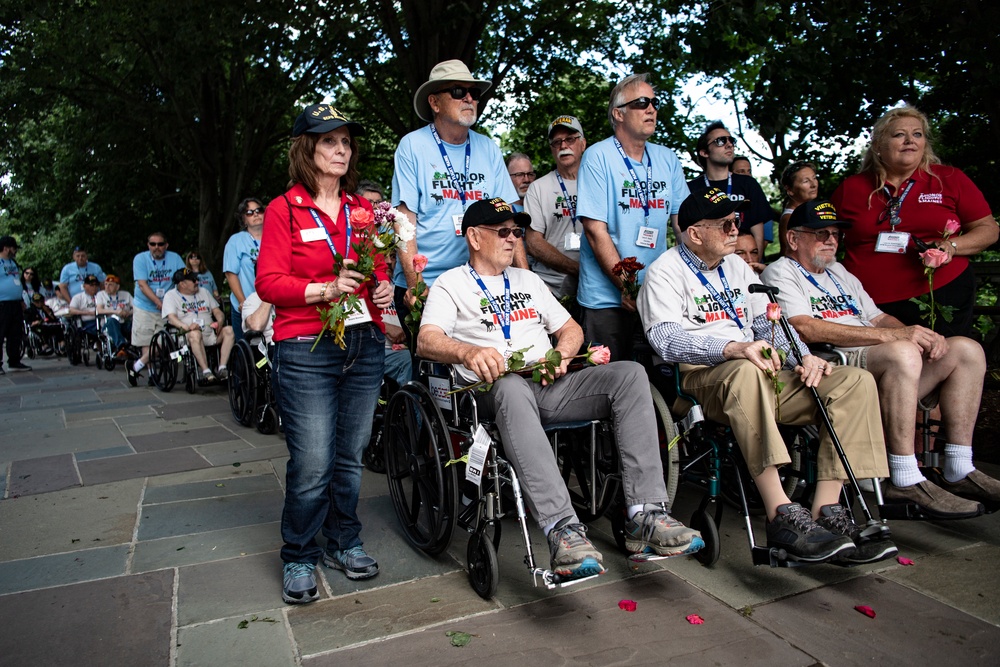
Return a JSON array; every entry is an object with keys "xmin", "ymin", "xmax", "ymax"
[
  {"xmin": 68, "ymin": 274, "xmax": 102, "ymax": 336},
  {"xmin": 638, "ymin": 189, "xmax": 895, "ymax": 565},
  {"xmin": 763, "ymin": 200, "xmax": 997, "ymax": 518},
  {"xmin": 161, "ymin": 269, "xmax": 234, "ymax": 383},
  {"xmin": 419, "ymin": 197, "xmax": 703, "ymax": 582},
  {"xmin": 0, "ymin": 235, "xmax": 30, "ymax": 373}
]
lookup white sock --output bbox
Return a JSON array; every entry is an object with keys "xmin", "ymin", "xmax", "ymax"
[
  {"xmin": 217, "ymin": 365, "xmax": 227, "ymax": 372},
  {"xmin": 202, "ymin": 368, "xmax": 212, "ymax": 376},
  {"xmin": 133, "ymin": 359, "xmax": 145, "ymax": 372},
  {"xmin": 628, "ymin": 504, "xmax": 645, "ymax": 520},
  {"xmin": 943, "ymin": 444, "xmax": 975, "ymax": 483},
  {"xmin": 889, "ymin": 454, "xmax": 926, "ymax": 488}
]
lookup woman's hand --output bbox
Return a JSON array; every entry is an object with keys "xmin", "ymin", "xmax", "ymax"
[
  {"xmin": 325, "ymin": 259, "xmax": 365, "ymax": 300},
  {"xmin": 372, "ymin": 280, "xmax": 393, "ymax": 309}
]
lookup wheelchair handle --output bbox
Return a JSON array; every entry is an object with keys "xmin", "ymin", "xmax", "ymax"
[{"xmin": 748, "ymin": 283, "xmax": 778, "ymax": 296}]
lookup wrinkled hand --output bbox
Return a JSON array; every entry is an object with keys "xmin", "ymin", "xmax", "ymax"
[
  {"xmin": 934, "ymin": 241, "xmax": 957, "ymax": 265},
  {"xmin": 404, "ymin": 283, "xmax": 428, "ymax": 308},
  {"xmin": 330, "ymin": 258, "xmax": 365, "ymax": 299},
  {"xmin": 372, "ymin": 280, "xmax": 393, "ymax": 309},
  {"xmin": 735, "ymin": 339, "xmax": 783, "ymax": 374},
  {"xmin": 536, "ymin": 356, "xmax": 570, "ymax": 387},
  {"xmin": 621, "ymin": 293, "xmax": 637, "ymax": 312},
  {"xmin": 463, "ymin": 346, "xmax": 507, "ymax": 384},
  {"xmin": 900, "ymin": 325, "xmax": 949, "ymax": 361},
  {"xmin": 794, "ymin": 354, "xmax": 832, "ymax": 388}
]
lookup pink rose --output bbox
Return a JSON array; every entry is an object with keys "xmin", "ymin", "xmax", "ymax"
[
  {"xmin": 412, "ymin": 254, "xmax": 429, "ymax": 274},
  {"xmin": 943, "ymin": 218, "xmax": 961, "ymax": 237},
  {"xmin": 920, "ymin": 248, "xmax": 948, "ymax": 269},
  {"xmin": 349, "ymin": 207, "xmax": 375, "ymax": 230},
  {"xmin": 587, "ymin": 344, "xmax": 611, "ymax": 366},
  {"xmin": 766, "ymin": 302, "xmax": 782, "ymax": 322}
]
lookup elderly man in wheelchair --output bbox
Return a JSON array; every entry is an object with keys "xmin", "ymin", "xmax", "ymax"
[
  {"xmin": 161, "ymin": 269, "xmax": 234, "ymax": 383},
  {"xmin": 762, "ymin": 200, "xmax": 998, "ymax": 518},
  {"xmin": 638, "ymin": 189, "xmax": 896, "ymax": 565},
  {"xmin": 416, "ymin": 197, "xmax": 703, "ymax": 582}
]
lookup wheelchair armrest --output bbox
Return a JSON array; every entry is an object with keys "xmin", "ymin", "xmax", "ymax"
[
  {"xmin": 244, "ymin": 329, "xmax": 266, "ymax": 344},
  {"xmin": 808, "ymin": 342, "xmax": 846, "ymax": 365}
]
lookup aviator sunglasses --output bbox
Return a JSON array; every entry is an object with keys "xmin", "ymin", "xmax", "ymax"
[
  {"xmin": 436, "ymin": 85, "xmax": 482, "ymax": 101},
  {"xmin": 616, "ymin": 96, "xmax": 660, "ymax": 111}
]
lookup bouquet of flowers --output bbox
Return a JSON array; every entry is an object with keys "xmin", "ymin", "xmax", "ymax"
[
  {"xmin": 449, "ymin": 344, "xmax": 612, "ymax": 394},
  {"xmin": 760, "ymin": 302, "xmax": 788, "ymax": 420},
  {"xmin": 315, "ymin": 201, "xmax": 415, "ymax": 349},
  {"xmin": 613, "ymin": 256, "xmax": 645, "ymax": 300},
  {"xmin": 403, "ymin": 254, "xmax": 429, "ymax": 340},
  {"xmin": 911, "ymin": 218, "xmax": 960, "ymax": 330}
]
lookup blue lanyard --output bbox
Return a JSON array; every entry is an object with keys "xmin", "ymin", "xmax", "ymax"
[
  {"xmin": 468, "ymin": 265, "xmax": 512, "ymax": 345},
  {"xmin": 430, "ymin": 124, "xmax": 471, "ymax": 208},
  {"xmin": 679, "ymin": 245, "xmax": 744, "ymax": 330},
  {"xmin": 703, "ymin": 173, "xmax": 732, "ymax": 196},
  {"xmin": 613, "ymin": 138, "xmax": 651, "ymax": 220},
  {"xmin": 881, "ymin": 179, "xmax": 915, "ymax": 229},
  {"xmin": 307, "ymin": 203, "xmax": 353, "ymax": 261},
  {"xmin": 1, "ymin": 258, "xmax": 16, "ymax": 277},
  {"xmin": 555, "ymin": 173, "xmax": 578, "ymax": 229},
  {"xmin": 789, "ymin": 260, "xmax": 862, "ymax": 317}
]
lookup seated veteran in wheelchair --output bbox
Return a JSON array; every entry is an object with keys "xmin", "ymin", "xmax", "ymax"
[
  {"xmin": 762, "ymin": 200, "xmax": 997, "ymax": 518},
  {"xmin": 637, "ymin": 188, "xmax": 895, "ymax": 565},
  {"xmin": 67, "ymin": 274, "xmax": 102, "ymax": 335},
  {"xmin": 417, "ymin": 197, "xmax": 704, "ymax": 581},
  {"xmin": 240, "ymin": 290, "xmax": 275, "ymax": 346},
  {"xmin": 96, "ymin": 274, "xmax": 134, "ymax": 358},
  {"xmin": 161, "ymin": 269, "xmax": 235, "ymax": 383}
]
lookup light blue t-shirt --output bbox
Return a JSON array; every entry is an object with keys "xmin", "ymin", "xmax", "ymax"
[
  {"xmin": 59, "ymin": 261, "xmax": 106, "ymax": 299},
  {"xmin": 223, "ymin": 231, "xmax": 259, "ymax": 310},
  {"xmin": 132, "ymin": 250, "xmax": 184, "ymax": 313},
  {"xmin": 196, "ymin": 270, "xmax": 218, "ymax": 296},
  {"xmin": 575, "ymin": 136, "xmax": 688, "ymax": 310},
  {"xmin": 391, "ymin": 125, "xmax": 518, "ymax": 287},
  {"xmin": 0, "ymin": 258, "xmax": 21, "ymax": 302}
]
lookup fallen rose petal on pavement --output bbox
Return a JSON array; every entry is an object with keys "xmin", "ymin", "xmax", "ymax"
[
  {"xmin": 685, "ymin": 614, "xmax": 705, "ymax": 625},
  {"xmin": 618, "ymin": 599, "xmax": 637, "ymax": 612},
  {"xmin": 854, "ymin": 605, "xmax": 876, "ymax": 618}
]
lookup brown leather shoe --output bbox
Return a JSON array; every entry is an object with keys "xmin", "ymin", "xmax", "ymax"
[
  {"xmin": 883, "ymin": 480, "xmax": 984, "ymax": 519},
  {"xmin": 937, "ymin": 470, "xmax": 1000, "ymax": 506}
]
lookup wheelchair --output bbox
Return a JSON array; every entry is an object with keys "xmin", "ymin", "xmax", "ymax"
[
  {"xmin": 63, "ymin": 316, "xmax": 100, "ymax": 367},
  {"xmin": 383, "ymin": 360, "xmax": 681, "ymax": 599},
  {"xmin": 21, "ymin": 320, "xmax": 51, "ymax": 360},
  {"xmin": 93, "ymin": 314, "xmax": 132, "ymax": 372},
  {"xmin": 227, "ymin": 331, "xmax": 280, "ymax": 434},
  {"xmin": 148, "ymin": 325, "xmax": 223, "ymax": 393}
]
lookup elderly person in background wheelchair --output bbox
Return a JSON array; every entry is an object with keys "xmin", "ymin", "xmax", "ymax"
[
  {"xmin": 418, "ymin": 197, "xmax": 703, "ymax": 582},
  {"xmin": 67, "ymin": 274, "xmax": 101, "ymax": 335},
  {"xmin": 96, "ymin": 275, "xmax": 133, "ymax": 358},
  {"xmin": 638, "ymin": 188, "xmax": 895, "ymax": 565},
  {"xmin": 161, "ymin": 269, "xmax": 234, "ymax": 383},
  {"xmin": 762, "ymin": 200, "xmax": 997, "ymax": 519}
]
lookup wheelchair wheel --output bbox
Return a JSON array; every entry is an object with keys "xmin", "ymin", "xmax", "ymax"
[
  {"xmin": 363, "ymin": 378, "xmax": 396, "ymax": 474},
  {"xmin": 556, "ymin": 426, "xmax": 619, "ymax": 523},
  {"xmin": 81, "ymin": 335, "xmax": 91, "ymax": 366},
  {"xmin": 467, "ymin": 531, "xmax": 499, "ymax": 600},
  {"xmin": 149, "ymin": 330, "xmax": 177, "ymax": 391},
  {"xmin": 104, "ymin": 354, "xmax": 115, "ymax": 371},
  {"xmin": 383, "ymin": 382, "xmax": 457, "ymax": 556},
  {"xmin": 649, "ymin": 382, "xmax": 680, "ymax": 510},
  {"xmin": 690, "ymin": 506, "xmax": 721, "ymax": 567},
  {"xmin": 256, "ymin": 405, "xmax": 278, "ymax": 435},
  {"xmin": 66, "ymin": 327, "xmax": 81, "ymax": 365},
  {"xmin": 227, "ymin": 341, "xmax": 256, "ymax": 426}
]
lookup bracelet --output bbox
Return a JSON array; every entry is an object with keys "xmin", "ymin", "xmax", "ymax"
[{"xmin": 321, "ymin": 281, "xmax": 332, "ymax": 301}]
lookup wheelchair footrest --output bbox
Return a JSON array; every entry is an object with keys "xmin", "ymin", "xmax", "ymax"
[
  {"xmin": 532, "ymin": 568, "xmax": 602, "ymax": 590},
  {"xmin": 750, "ymin": 546, "xmax": 808, "ymax": 568},
  {"xmin": 627, "ymin": 536, "xmax": 706, "ymax": 564}
]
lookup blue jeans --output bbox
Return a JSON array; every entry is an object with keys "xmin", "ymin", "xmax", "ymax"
[
  {"xmin": 383, "ymin": 348, "xmax": 412, "ymax": 387},
  {"xmin": 274, "ymin": 324, "xmax": 385, "ymax": 564},
  {"xmin": 103, "ymin": 317, "xmax": 131, "ymax": 350}
]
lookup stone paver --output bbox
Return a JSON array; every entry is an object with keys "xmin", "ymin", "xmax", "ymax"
[
  {"xmin": 177, "ymin": 612, "xmax": 296, "ymax": 667},
  {"xmin": 131, "ymin": 522, "xmax": 282, "ymax": 573},
  {"xmin": 0, "ymin": 544, "xmax": 130, "ymax": 596},
  {"xmin": 137, "ymin": 488, "xmax": 283, "ymax": 540},
  {"xmin": 78, "ymin": 447, "xmax": 211, "ymax": 485},
  {"xmin": 129, "ymin": 425, "xmax": 242, "ymax": 453},
  {"xmin": 8, "ymin": 453, "xmax": 81, "ymax": 496}
]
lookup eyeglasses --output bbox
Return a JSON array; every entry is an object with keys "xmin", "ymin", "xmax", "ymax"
[
  {"xmin": 794, "ymin": 228, "xmax": 844, "ymax": 243},
  {"xmin": 436, "ymin": 85, "xmax": 482, "ymax": 101},
  {"xmin": 877, "ymin": 197, "xmax": 902, "ymax": 227},
  {"xmin": 245, "ymin": 208, "xmax": 264, "ymax": 216},
  {"xmin": 694, "ymin": 218, "xmax": 739, "ymax": 234},
  {"xmin": 616, "ymin": 96, "xmax": 660, "ymax": 111},
  {"xmin": 509, "ymin": 171, "xmax": 535, "ymax": 180},
  {"xmin": 477, "ymin": 226, "xmax": 525, "ymax": 239},
  {"xmin": 188, "ymin": 255, "xmax": 201, "ymax": 260},
  {"xmin": 148, "ymin": 241, "xmax": 166, "ymax": 247},
  {"xmin": 709, "ymin": 136, "xmax": 738, "ymax": 147},
  {"xmin": 549, "ymin": 134, "xmax": 582, "ymax": 149}
]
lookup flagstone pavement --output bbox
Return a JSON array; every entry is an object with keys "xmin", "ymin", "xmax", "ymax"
[{"xmin": 1, "ymin": 357, "xmax": 999, "ymax": 665}]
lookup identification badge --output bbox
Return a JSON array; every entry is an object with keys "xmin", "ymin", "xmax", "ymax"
[
  {"xmin": 195, "ymin": 318, "xmax": 204, "ymax": 327},
  {"xmin": 344, "ymin": 298, "xmax": 373, "ymax": 326},
  {"xmin": 300, "ymin": 227, "xmax": 328, "ymax": 243},
  {"xmin": 636, "ymin": 226, "xmax": 658, "ymax": 248},
  {"xmin": 875, "ymin": 231, "xmax": 910, "ymax": 254},
  {"xmin": 465, "ymin": 425, "xmax": 492, "ymax": 487},
  {"xmin": 452, "ymin": 214, "xmax": 464, "ymax": 236},
  {"xmin": 155, "ymin": 288, "xmax": 166, "ymax": 297},
  {"xmin": 563, "ymin": 232, "xmax": 581, "ymax": 251}
]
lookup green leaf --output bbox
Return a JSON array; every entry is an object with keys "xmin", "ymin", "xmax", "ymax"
[
  {"xmin": 545, "ymin": 348, "xmax": 562, "ymax": 366},
  {"xmin": 430, "ymin": 597, "xmax": 441, "ymax": 603},
  {"xmin": 446, "ymin": 631, "xmax": 473, "ymax": 647},
  {"xmin": 532, "ymin": 368, "xmax": 542, "ymax": 383},
  {"xmin": 237, "ymin": 620, "xmax": 249, "ymax": 629}
]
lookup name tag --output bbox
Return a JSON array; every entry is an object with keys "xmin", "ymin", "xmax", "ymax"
[
  {"xmin": 155, "ymin": 288, "xmax": 166, "ymax": 298},
  {"xmin": 875, "ymin": 231, "xmax": 910, "ymax": 254},
  {"xmin": 300, "ymin": 227, "xmax": 328, "ymax": 243},
  {"xmin": 452, "ymin": 214, "xmax": 464, "ymax": 236},
  {"xmin": 345, "ymin": 298, "xmax": 373, "ymax": 326},
  {"xmin": 636, "ymin": 226, "xmax": 658, "ymax": 248},
  {"xmin": 563, "ymin": 232, "xmax": 581, "ymax": 251}
]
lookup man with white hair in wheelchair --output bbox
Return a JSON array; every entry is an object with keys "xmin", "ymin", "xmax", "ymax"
[
  {"xmin": 161, "ymin": 269, "xmax": 235, "ymax": 383},
  {"xmin": 418, "ymin": 197, "xmax": 703, "ymax": 582},
  {"xmin": 638, "ymin": 188, "xmax": 896, "ymax": 565}
]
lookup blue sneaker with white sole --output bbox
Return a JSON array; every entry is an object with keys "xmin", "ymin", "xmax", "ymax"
[
  {"xmin": 282, "ymin": 562, "xmax": 319, "ymax": 605},
  {"xmin": 547, "ymin": 518, "xmax": 606, "ymax": 580}
]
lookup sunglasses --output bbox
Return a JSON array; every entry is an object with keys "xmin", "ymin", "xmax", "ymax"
[
  {"xmin": 436, "ymin": 85, "xmax": 482, "ymax": 101},
  {"xmin": 245, "ymin": 208, "xmax": 264, "ymax": 216},
  {"xmin": 616, "ymin": 96, "xmax": 660, "ymax": 111},
  {"xmin": 694, "ymin": 218, "xmax": 739, "ymax": 234},
  {"xmin": 188, "ymin": 255, "xmax": 201, "ymax": 260},
  {"xmin": 477, "ymin": 226, "xmax": 525, "ymax": 239},
  {"xmin": 709, "ymin": 136, "xmax": 738, "ymax": 147},
  {"xmin": 794, "ymin": 228, "xmax": 845, "ymax": 243},
  {"xmin": 148, "ymin": 241, "xmax": 166, "ymax": 247},
  {"xmin": 549, "ymin": 134, "xmax": 582, "ymax": 149}
]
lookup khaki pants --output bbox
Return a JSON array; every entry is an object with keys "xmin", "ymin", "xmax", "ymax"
[{"xmin": 679, "ymin": 360, "xmax": 888, "ymax": 481}]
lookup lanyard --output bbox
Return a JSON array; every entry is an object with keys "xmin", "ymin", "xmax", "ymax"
[
  {"xmin": 430, "ymin": 124, "xmax": 471, "ymax": 208},
  {"xmin": 613, "ymin": 138, "xmax": 651, "ymax": 220},
  {"xmin": 679, "ymin": 245, "xmax": 744, "ymax": 330},
  {"xmin": 703, "ymin": 173, "xmax": 732, "ymax": 196},
  {"xmin": 468, "ymin": 265, "xmax": 512, "ymax": 346},
  {"xmin": 555, "ymin": 173, "xmax": 578, "ymax": 229},
  {"xmin": 881, "ymin": 179, "xmax": 915, "ymax": 229},
  {"xmin": 307, "ymin": 203, "xmax": 353, "ymax": 261},
  {"xmin": 789, "ymin": 260, "xmax": 862, "ymax": 317},
  {"xmin": 1, "ymin": 258, "xmax": 17, "ymax": 277}
]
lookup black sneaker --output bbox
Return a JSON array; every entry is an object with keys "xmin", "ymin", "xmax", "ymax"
[
  {"xmin": 766, "ymin": 503, "xmax": 856, "ymax": 563},
  {"xmin": 816, "ymin": 504, "xmax": 898, "ymax": 565},
  {"xmin": 8, "ymin": 362, "xmax": 32, "ymax": 372}
]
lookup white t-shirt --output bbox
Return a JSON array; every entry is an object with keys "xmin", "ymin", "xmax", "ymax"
[
  {"xmin": 161, "ymin": 287, "xmax": 218, "ymax": 329},
  {"xmin": 762, "ymin": 257, "xmax": 883, "ymax": 353},
  {"xmin": 240, "ymin": 291, "xmax": 275, "ymax": 346},
  {"xmin": 96, "ymin": 290, "xmax": 134, "ymax": 318},
  {"xmin": 523, "ymin": 169, "xmax": 580, "ymax": 296},
  {"xmin": 69, "ymin": 291, "xmax": 98, "ymax": 322},
  {"xmin": 421, "ymin": 264, "xmax": 571, "ymax": 383}
]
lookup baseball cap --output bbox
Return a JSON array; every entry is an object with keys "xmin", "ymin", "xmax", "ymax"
[
  {"xmin": 292, "ymin": 104, "xmax": 365, "ymax": 138},
  {"xmin": 548, "ymin": 115, "xmax": 584, "ymax": 138},
  {"xmin": 788, "ymin": 200, "xmax": 852, "ymax": 230},
  {"xmin": 83, "ymin": 274, "xmax": 100, "ymax": 286},
  {"xmin": 105, "ymin": 275, "xmax": 120, "ymax": 284},
  {"xmin": 677, "ymin": 188, "xmax": 750, "ymax": 231},
  {"xmin": 461, "ymin": 197, "xmax": 530, "ymax": 235},
  {"xmin": 172, "ymin": 268, "xmax": 199, "ymax": 284}
]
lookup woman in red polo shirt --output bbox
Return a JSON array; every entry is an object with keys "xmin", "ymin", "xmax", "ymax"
[{"xmin": 832, "ymin": 105, "xmax": 997, "ymax": 337}]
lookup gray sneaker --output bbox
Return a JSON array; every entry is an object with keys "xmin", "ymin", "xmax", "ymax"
[
  {"xmin": 766, "ymin": 503, "xmax": 856, "ymax": 563},
  {"xmin": 816, "ymin": 504, "xmax": 898, "ymax": 565},
  {"xmin": 624, "ymin": 504, "xmax": 704, "ymax": 557},
  {"xmin": 323, "ymin": 545, "xmax": 379, "ymax": 580},
  {"xmin": 546, "ymin": 517, "xmax": 605, "ymax": 580},
  {"xmin": 282, "ymin": 562, "xmax": 319, "ymax": 605}
]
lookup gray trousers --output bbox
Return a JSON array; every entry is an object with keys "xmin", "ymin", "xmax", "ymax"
[{"xmin": 476, "ymin": 361, "xmax": 669, "ymax": 528}]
